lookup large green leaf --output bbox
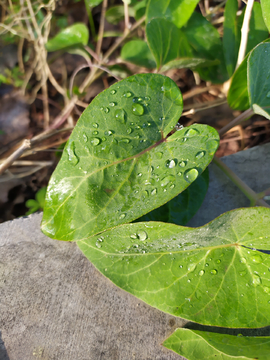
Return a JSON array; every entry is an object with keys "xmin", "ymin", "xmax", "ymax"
[
  {"xmin": 46, "ymin": 23, "xmax": 89, "ymax": 52},
  {"xmin": 146, "ymin": 18, "xmax": 193, "ymax": 69},
  {"xmin": 261, "ymin": 0, "xmax": 270, "ymax": 32},
  {"xmin": 121, "ymin": 40, "xmax": 156, "ymax": 69},
  {"xmin": 183, "ymin": 12, "xmax": 228, "ymax": 83},
  {"xmin": 223, "ymin": 0, "xmax": 240, "ymax": 77},
  {"xmin": 146, "ymin": 0, "xmax": 200, "ymax": 29},
  {"xmin": 41, "ymin": 74, "xmax": 219, "ymax": 241},
  {"xmin": 77, "ymin": 207, "xmax": 270, "ymax": 328},
  {"xmin": 137, "ymin": 168, "xmax": 209, "ymax": 225},
  {"xmin": 163, "ymin": 328, "xmax": 270, "ymax": 359},
  {"xmin": 248, "ymin": 42, "xmax": 270, "ymax": 120},
  {"xmin": 227, "ymin": 54, "xmax": 250, "ymax": 111}
]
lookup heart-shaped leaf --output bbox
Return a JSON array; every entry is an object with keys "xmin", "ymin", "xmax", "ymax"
[
  {"xmin": 248, "ymin": 42, "xmax": 270, "ymax": 120},
  {"xmin": 77, "ymin": 207, "xmax": 270, "ymax": 328},
  {"xmin": 41, "ymin": 74, "xmax": 219, "ymax": 241},
  {"xmin": 146, "ymin": 0, "xmax": 200, "ymax": 29},
  {"xmin": 46, "ymin": 23, "xmax": 89, "ymax": 52},
  {"xmin": 121, "ymin": 40, "xmax": 156, "ymax": 69},
  {"xmin": 163, "ymin": 328, "xmax": 270, "ymax": 359},
  {"xmin": 137, "ymin": 168, "xmax": 209, "ymax": 225}
]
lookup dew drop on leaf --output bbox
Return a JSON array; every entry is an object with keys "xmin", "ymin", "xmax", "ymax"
[
  {"xmin": 119, "ymin": 138, "xmax": 130, "ymax": 144},
  {"xmin": 93, "ymin": 123, "xmax": 99, "ymax": 128},
  {"xmin": 166, "ymin": 159, "xmax": 176, "ymax": 168},
  {"xmin": 187, "ymin": 263, "xmax": 197, "ymax": 272},
  {"xmin": 115, "ymin": 108, "xmax": 126, "ymax": 123},
  {"xmin": 198, "ymin": 270, "xmax": 205, "ymax": 276},
  {"xmin": 184, "ymin": 168, "xmax": 199, "ymax": 183},
  {"xmin": 109, "ymin": 102, "xmax": 116, "ymax": 106},
  {"xmin": 67, "ymin": 141, "xmax": 79, "ymax": 165},
  {"xmin": 177, "ymin": 172, "xmax": 182, "ymax": 176},
  {"xmin": 156, "ymin": 152, "xmax": 163, "ymax": 159},
  {"xmin": 123, "ymin": 91, "xmax": 132, "ymax": 98},
  {"xmin": 251, "ymin": 253, "xmax": 263, "ymax": 263},
  {"xmin": 83, "ymin": 133, "xmax": 88, "ymax": 142},
  {"xmin": 92, "ymin": 131, "xmax": 99, "ymax": 135},
  {"xmin": 110, "ymin": 89, "xmax": 116, "ymax": 95},
  {"xmin": 161, "ymin": 175, "xmax": 175, "ymax": 187},
  {"xmin": 151, "ymin": 188, "xmax": 157, "ymax": 195},
  {"xmin": 252, "ymin": 274, "xmax": 261, "ymax": 286},
  {"xmin": 263, "ymin": 286, "xmax": 270, "ymax": 294},
  {"xmin": 195, "ymin": 151, "xmax": 205, "ymax": 159},
  {"xmin": 119, "ymin": 213, "xmax": 126, "ymax": 219},
  {"xmin": 91, "ymin": 138, "xmax": 101, "ymax": 146},
  {"xmin": 126, "ymin": 128, "xmax": 132, "ymax": 134},
  {"xmin": 216, "ymin": 259, "xmax": 221, "ymax": 264},
  {"xmin": 185, "ymin": 128, "xmax": 200, "ymax": 136},
  {"xmin": 104, "ymin": 107, "xmax": 110, "ymax": 113},
  {"xmin": 145, "ymin": 96, "xmax": 151, "ymax": 101},
  {"xmin": 95, "ymin": 241, "xmax": 102, "ymax": 248},
  {"xmin": 207, "ymin": 139, "xmax": 219, "ymax": 155},
  {"xmin": 137, "ymin": 230, "xmax": 148, "ymax": 241},
  {"xmin": 130, "ymin": 234, "xmax": 137, "ymax": 239},
  {"xmin": 132, "ymin": 103, "xmax": 144, "ymax": 116},
  {"xmin": 179, "ymin": 161, "xmax": 186, "ymax": 168},
  {"xmin": 240, "ymin": 257, "xmax": 247, "ymax": 264},
  {"xmin": 210, "ymin": 269, "xmax": 218, "ymax": 275}
]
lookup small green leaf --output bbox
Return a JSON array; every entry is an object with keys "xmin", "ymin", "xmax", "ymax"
[
  {"xmin": 223, "ymin": 0, "xmax": 240, "ymax": 77},
  {"xmin": 84, "ymin": 0, "xmax": 103, "ymax": 7},
  {"xmin": 227, "ymin": 54, "xmax": 250, "ymax": 111},
  {"xmin": 146, "ymin": 18, "xmax": 192, "ymax": 69},
  {"xmin": 248, "ymin": 42, "xmax": 270, "ymax": 120},
  {"xmin": 261, "ymin": 0, "xmax": 270, "ymax": 32},
  {"xmin": 105, "ymin": 5, "xmax": 135, "ymax": 25},
  {"xmin": 41, "ymin": 74, "xmax": 219, "ymax": 241},
  {"xmin": 163, "ymin": 328, "xmax": 270, "ymax": 359},
  {"xmin": 160, "ymin": 58, "xmax": 219, "ymax": 72},
  {"xmin": 146, "ymin": 0, "xmax": 200, "ymax": 29},
  {"xmin": 25, "ymin": 199, "xmax": 40, "ymax": 215},
  {"xmin": 46, "ymin": 23, "xmax": 89, "ymax": 52},
  {"xmin": 137, "ymin": 168, "xmax": 209, "ymax": 225},
  {"xmin": 77, "ymin": 207, "xmax": 270, "ymax": 328},
  {"xmin": 121, "ymin": 40, "xmax": 156, "ymax": 69},
  {"xmin": 35, "ymin": 187, "xmax": 47, "ymax": 209}
]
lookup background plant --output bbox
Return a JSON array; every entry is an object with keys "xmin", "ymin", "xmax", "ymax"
[{"xmin": 1, "ymin": 0, "xmax": 270, "ymax": 359}]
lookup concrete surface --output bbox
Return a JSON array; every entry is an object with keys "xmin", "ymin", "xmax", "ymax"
[{"xmin": 1, "ymin": 143, "xmax": 270, "ymax": 360}]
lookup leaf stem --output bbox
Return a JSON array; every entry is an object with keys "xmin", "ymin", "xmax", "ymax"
[
  {"xmin": 95, "ymin": 0, "xmax": 108, "ymax": 59},
  {"xmin": 213, "ymin": 156, "xmax": 270, "ymax": 208},
  {"xmin": 218, "ymin": 108, "xmax": 254, "ymax": 137},
  {"xmin": 236, "ymin": 0, "xmax": 254, "ymax": 69}
]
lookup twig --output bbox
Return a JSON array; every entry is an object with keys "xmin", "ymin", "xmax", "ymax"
[
  {"xmin": 218, "ymin": 108, "xmax": 254, "ymax": 136},
  {"xmin": 0, "ymin": 139, "xmax": 31, "ymax": 176},
  {"xmin": 123, "ymin": 0, "xmax": 130, "ymax": 34},
  {"xmin": 95, "ymin": 0, "xmax": 108, "ymax": 59},
  {"xmin": 213, "ymin": 156, "xmax": 270, "ymax": 208},
  {"xmin": 236, "ymin": 0, "xmax": 254, "ymax": 69}
]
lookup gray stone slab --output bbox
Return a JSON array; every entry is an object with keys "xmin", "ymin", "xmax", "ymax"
[{"xmin": 1, "ymin": 143, "xmax": 270, "ymax": 360}]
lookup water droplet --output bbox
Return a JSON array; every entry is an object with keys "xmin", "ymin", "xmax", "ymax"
[
  {"xmin": 145, "ymin": 96, "xmax": 151, "ymax": 101},
  {"xmin": 104, "ymin": 107, "xmax": 110, "ymax": 113},
  {"xmin": 110, "ymin": 89, "xmax": 116, "ymax": 95},
  {"xmin": 170, "ymin": 184, "xmax": 175, "ymax": 189},
  {"xmin": 100, "ymin": 106, "xmax": 104, "ymax": 111},
  {"xmin": 151, "ymin": 188, "xmax": 157, "ymax": 195},
  {"xmin": 93, "ymin": 123, "xmax": 99, "ymax": 128},
  {"xmin": 185, "ymin": 128, "xmax": 200, "ymax": 136},
  {"xmin": 251, "ymin": 252, "xmax": 263, "ymax": 263},
  {"xmin": 115, "ymin": 108, "xmax": 126, "ymax": 123},
  {"xmin": 195, "ymin": 151, "xmax": 205, "ymax": 159},
  {"xmin": 83, "ymin": 133, "xmax": 88, "ymax": 142},
  {"xmin": 119, "ymin": 213, "xmax": 126, "ymax": 219},
  {"xmin": 123, "ymin": 91, "xmax": 132, "ymax": 98},
  {"xmin": 119, "ymin": 138, "xmax": 130, "ymax": 144},
  {"xmin": 156, "ymin": 152, "xmax": 163, "ymax": 159},
  {"xmin": 104, "ymin": 130, "xmax": 113, "ymax": 136},
  {"xmin": 92, "ymin": 130, "xmax": 99, "ymax": 135},
  {"xmin": 132, "ymin": 103, "xmax": 144, "ymax": 116},
  {"xmin": 205, "ymin": 263, "xmax": 209, "ymax": 267},
  {"xmin": 95, "ymin": 241, "xmax": 102, "ymax": 248},
  {"xmin": 210, "ymin": 269, "xmax": 218, "ymax": 275},
  {"xmin": 216, "ymin": 259, "xmax": 221, "ymax": 264},
  {"xmin": 137, "ymin": 230, "xmax": 148, "ymax": 241},
  {"xmin": 184, "ymin": 168, "xmax": 199, "ymax": 183},
  {"xmin": 179, "ymin": 161, "xmax": 186, "ymax": 168},
  {"xmin": 130, "ymin": 234, "xmax": 137, "ymax": 239},
  {"xmin": 166, "ymin": 159, "xmax": 176, "ymax": 168},
  {"xmin": 126, "ymin": 128, "xmax": 132, "ymax": 134},
  {"xmin": 240, "ymin": 257, "xmax": 247, "ymax": 264},
  {"xmin": 90, "ymin": 136, "xmax": 102, "ymax": 147},
  {"xmin": 187, "ymin": 263, "xmax": 197, "ymax": 272},
  {"xmin": 263, "ymin": 286, "xmax": 270, "ymax": 294},
  {"xmin": 67, "ymin": 141, "xmax": 79, "ymax": 165},
  {"xmin": 177, "ymin": 172, "xmax": 182, "ymax": 176},
  {"xmin": 137, "ymin": 173, "xmax": 142, "ymax": 177},
  {"xmin": 109, "ymin": 102, "xmax": 116, "ymax": 106},
  {"xmin": 182, "ymin": 137, "xmax": 188, "ymax": 142},
  {"xmin": 252, "ymin": 274, "xmax": 261, "ymax": 287},
  {"xmin": 161, "ymin": 175, "xmax": 175, "ymax": 187},
  {"xmin": 207, "ymin": 139, "xmax": 219, "ymax": 155},
  {"xmin": 159, "ymin": 116, "xmax": 165, "ymax": 121},
  {"xmin": 199, "ymin": 270, "xmax": 205, "ymax": 276}
]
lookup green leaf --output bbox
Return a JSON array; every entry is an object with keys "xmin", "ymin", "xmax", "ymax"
[
  {"xmin": 25, "ymin": 199, "xmax": 40, "ymax": 215},
  {"xmin": 146, "ymin": 18, "xmax": 193, "ymax": 69},
  {"xmin": 105, "ymin": 5, "xmax": 135, "ymax": 25},
  {"xmin": 137, "ymin": 168, "xmax": 209, "ymax": 225},
  {"xmin": 183, "ymin": 12, "xmax": 228, "ymax": 83},
  {"xmin": 77, "ymin": 207, "xmax": 270, "ymax": 328},
  {"xmin": 35, "ymin": 187, "xmax": 47, "ymax": 209},
  {"xmin": 146, "ymin": 0, "xmax": 200, "ymax": 29},
  {"xmin": 46, "ymin": 23, "xmax": 89, "ymax": 52},
  {"xmin": 248, "ymin": 42, "xmax": 270, "ymax": 120},
  {"xmin": 84, "ymin": 0, "xmax": 103, "ymax": 7},
  {"xmin": 261, "ymin": 0, "xmax": 270, "ymax": 32},
  {"xmin": 41, "ymin": 74, "xmax": 219, "ymax": 241},
  {"xmin": 160, "ymin": 58, "xmax": 219, "ymax": 72},
  {"xmin": 121, "ymin": 40, "xmax": 156, "ymax": 69},
  {"xmin": 223, "ymin": 0, "xmax": 240, "ymax": 77},
  {"xmin": 163, "ymin": 328, "xmax": 270, "ymax": 360},
  {"xmin": 227, "ymin": 54, "xmax": 250, "ymax": 111}
]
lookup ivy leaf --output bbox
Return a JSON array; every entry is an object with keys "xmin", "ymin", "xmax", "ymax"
[
  {"xmin": 77, "ymin": 207, "xmax": 270, "ymax": 328},
  {"xmin": 137, "ymin": 168, "xmax": 209, "ymax": 226},
  {"xmin": 146, "ymin": 0, "xmax": 200, "ymax": 29},
  {"xmin": 46, "ymin": 23, "xmax": 89, "ymax": 52},
  {"xmin": 261, "ymin": 0, "xmax": 270, "ymax": 32},
  {"xmin": 227, "ymin": 54, "xmax": 250, "ymax": 111},
  {"xmin": 248, "ymin": 42, "xmax": 270, "ymax": 120},
  {"xmin": 121, "ymin": 40, "xmax": 156, "ymax": 69},
  {"xmin": 163, "ymin": 328, "xmax": 270, "ymax": 360},
  {"xmin": 41, "ymin": 74, "xmax": 219, "ymax": 241}
]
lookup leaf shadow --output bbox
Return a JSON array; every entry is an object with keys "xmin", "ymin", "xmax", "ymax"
[{"xmin": 0, "ymin": 331, "xmax": 10, "ymax": 360}]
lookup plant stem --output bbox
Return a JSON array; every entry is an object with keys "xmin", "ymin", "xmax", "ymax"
[
  {"xmin": 236, "ymin": 0, "xmax": 254, "ymax": 69},
  {"xmin": 213, "ymin": 156, "xmax": 270, "ymax": 208},
  {"xmin": 95, "ymin": 0, "xmax": 108, "ymax": 59},
  {"xmin": 218, "ymin": 108, "xmax": 254, "ymax": 137}
]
